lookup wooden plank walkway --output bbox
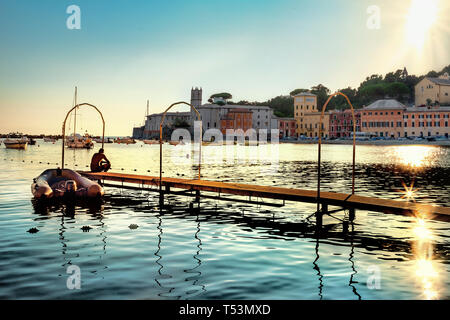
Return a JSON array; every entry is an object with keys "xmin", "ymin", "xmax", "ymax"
[{"xmin": 79, "ymin": 171, "xmax": 450, "ymax": 222}]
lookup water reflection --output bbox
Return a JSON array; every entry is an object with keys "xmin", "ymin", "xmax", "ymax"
[
  {"xmin": 154, "ymin": 212, "xmax": 175, "ymax": 298},
  {"xmin": 183, "ymin": 213, "xmax": 206, "ymax": 297},
  {"xmin": 390, "ymin": 146, "xmax": 440, "ymax": 168},
  {"xmin": 28, "ymin": 192, "xmax": 449, "ymax": 300},
  {"xmin": 411, "ymin": 218, "xmax": 440, "ymax": 300},
  {"xmin": 312, "ymin": 239, "xmax": 323, "ymax": 300},
  {"xmin": 347, "ymin": 230, "xmax": 361, "ymax": 300}
]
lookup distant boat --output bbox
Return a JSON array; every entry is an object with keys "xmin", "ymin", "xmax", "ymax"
[
  {"xmin": 143, "ymin": 139, "xmax": 158, "ymax": 145},
  {"xmin": 93, "ymin": 137, "xmax": 113, "ymax": 144},
  {"xmin": 4, "ymin": 137, "xmax": 28, "ymax": 149},
  {"xmin": 114, "ymin": 137, "xmax": 136, "ymax": 144},
  {"xmin": 202, "ymin": 141, "xmax": 221, "ymax": 146},
  {"xmin": 169, "ymin": 140, "xmax": 186, "ymax": 146},
  {"xmin": 43, "ymin": 137, "xmax": 56, "ymax": 143},
  {"xmin": 28, "ymin": 138, "xmax": 37, "ymax": 145},
  {"xmin": 66, "ymin": 133, "xmax": 94, "ymax": 149}
]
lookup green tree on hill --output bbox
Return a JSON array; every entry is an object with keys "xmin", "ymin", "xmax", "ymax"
[
  {"xmin": 289, "ymin": 88, "xmax": 309, "ymax": 96},
  {"xmin": 210, "ymin": 92, "xmax": 232, "ymax": 100}
]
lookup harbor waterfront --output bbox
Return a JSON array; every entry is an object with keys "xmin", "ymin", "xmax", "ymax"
[{"xmin": 0, "ymin": 141, "xmax": 449, "ymax": 299}]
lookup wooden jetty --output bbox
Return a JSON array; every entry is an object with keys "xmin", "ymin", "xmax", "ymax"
[{"xmin": 79, "ymin": 171, "xmax": 450, "ymax": 223}]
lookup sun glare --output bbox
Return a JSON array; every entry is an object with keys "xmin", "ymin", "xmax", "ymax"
[{"xmin": 405, "ymin": 0, "xmax": 439, "ymax": 49}]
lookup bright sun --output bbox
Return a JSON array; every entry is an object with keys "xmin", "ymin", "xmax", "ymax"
[{"xmin": 405, "ymin": 0, "xmax": 439, "ymax": 49}]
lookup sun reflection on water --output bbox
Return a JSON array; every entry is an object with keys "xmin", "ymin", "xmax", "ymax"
[
  {"xmin": 411, "ymin": 217, "xmax": 440, "ymax": 300},
  {"xmin": 392, "ymin": 146, "xmax": 437, "ymax": 168}
]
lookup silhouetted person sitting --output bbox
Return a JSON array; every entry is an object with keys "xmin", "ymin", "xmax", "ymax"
[{"xmin": 90, "ymin": 148, "xmax": 111, "ymax": 172}]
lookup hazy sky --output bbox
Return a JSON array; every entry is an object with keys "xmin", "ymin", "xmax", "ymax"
[{"xmin": 0, "ymin": 0, "xmax": 449, "ymax": 135}]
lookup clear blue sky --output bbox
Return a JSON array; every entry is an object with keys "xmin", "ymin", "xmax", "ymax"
[{"xmin": 0, "ymin": 0, "xmax": 448, "ymax": 135}]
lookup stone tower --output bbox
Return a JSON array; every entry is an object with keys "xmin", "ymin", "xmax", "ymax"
[{"xmin": 191, "ymin": 87, "xmax": 202, "ymax": 108}]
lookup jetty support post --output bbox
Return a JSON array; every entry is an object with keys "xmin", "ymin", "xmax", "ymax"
[
  {"xmin": 349, "ymin": 208, "xmax": 355, "ymax": 222},
  {"xmin": 316, "ymin": 210, "xmax": 323, "ymax": 228},
  {"xmin": 195, "ymin": 190, "xmax": 200, "ymax": 203}
]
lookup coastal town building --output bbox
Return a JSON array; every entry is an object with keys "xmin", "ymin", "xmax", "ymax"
[
  {"xmin": 132, "ymin": 126, "xmax": 144, "ymax": 139},
  {"xmin": 294, "ymin": 92, "xmax": 316, "ymax": 137},
  {"xmin": 360, "ymin": 99, "xmax": 406, "ymax": 138},
  {"xmin": 133, "ymin": 88, "xmax": 280, "ymax": 139},
  {"xmin": 220, "ymin": 108, "xmax": 253, "ymax": 135},
  {"xmin": 403, "ymin": 105, "xmax": 450, "ymax": 138},
  {"xmin": 196, "ymin": 103, "xmax": 275, "ymax": 133},
  {"xmin": 276, "ymin": 118, "xmax": 297, "ymax": 138},
  {"xmin": 190, "ymin": 88, "xmax": 278, "ymax": 136},
  {"xmin": 329, "ymin": 109, "xmax": 361, "ymax": 138},
  {"xmin": 415, "ymin": 72, "xmax": 450, "ymax": 106},
  {"xmin": 294, "ymin": 92, "xmax": 329, "ymax": 137},
  {"xmin": 141, "ymin": 112, "xmax": 191, "ymax": 138},
  {"xmin": 360, "ymin": 99, "xmax": 450, "ymax": 138}
]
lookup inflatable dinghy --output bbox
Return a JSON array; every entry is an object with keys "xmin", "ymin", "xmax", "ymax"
[{"xmin": 31, "ymin": 168, "xmax": 104, "ymax": 199}]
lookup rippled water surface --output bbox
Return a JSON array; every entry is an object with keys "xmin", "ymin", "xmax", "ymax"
[{"xmin": 0, "ymin": 141, "xmax": 449, "ymax": 299}]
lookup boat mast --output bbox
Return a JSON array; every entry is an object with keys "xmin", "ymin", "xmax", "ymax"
[{"xmin": 73, "ymin": 86, "xmax": 77, "ymax": 143}]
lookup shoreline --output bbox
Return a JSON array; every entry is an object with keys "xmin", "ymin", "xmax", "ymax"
[{"xmin": 281, "ymin": 139, "xmax": 450, "ymax": 146}]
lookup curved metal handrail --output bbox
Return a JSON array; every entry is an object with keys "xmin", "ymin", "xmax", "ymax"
[
  {"xmin": 317, "ymin": 92, "xmax": 357, "ymax": 213},
  {"xmin": 61, "ymin": 103, "xmax": 106, "ymax": 169},
  {"xmin": 159, "ymin": 101, "xmax": 202, "ymax": 193}
]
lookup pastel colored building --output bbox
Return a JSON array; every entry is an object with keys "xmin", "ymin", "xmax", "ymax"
[
  {"xmin": 142, "ymin": 112, "xmax": 191, "ymax": 138},
  {"xmin": 293, "ymin": 92, "xmax": 320, "ymax": 137},
  {"xmin": 329, "ymin": 109, "xmax": 362, "ymax": 138},
  {"xmin": 303, "ymin": 112, "xmax": 330, "ymax": 138},
  {"xmin": 360, "ymin": 100, "xmax": 405, "ymax": 138},
  {"xmin": 403, "ymin": 106, "xmax": 450, "ymax": 138},
  {"xmin": 220, "ymin": 108, "xmax": 253, "ymax": 134},
  {"xmin": 415, "ymin": 73, "xmax": 450, "ymax": 106},
  {"xmin": 276, "ymin": 117, "xmax": 297, "ymax": 138}
]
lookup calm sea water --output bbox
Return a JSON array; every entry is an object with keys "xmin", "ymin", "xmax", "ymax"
[{"xmin": 0, "ymin": 140, "xmax": 449, "ymax": 299}]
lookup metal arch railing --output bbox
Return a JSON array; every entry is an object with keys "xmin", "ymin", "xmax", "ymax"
[
  {"xmin": 317, "ymin": 92, "xmax": 357, "ymax": 213},
  {"xmin": 61, "ymin": 103, "xmax": 106, "ymax": 169},
  {"xmin": 159, "ymin": 101, "xmax": 202, "ymax": 194}
]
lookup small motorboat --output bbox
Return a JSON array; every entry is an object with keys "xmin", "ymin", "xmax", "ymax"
[
  {"xmin": 4, "ymin": 137, "xmax": 28, "ymax": 149},
  {"xmin": 143, "ymin": 139, "xmax": 159, "ymax": 145},
  {"xmin": 169, "ymin": 140, "xmax": 186, "ymax": 146},
  {"xmin": 31, "ymin": 168, "xmax": 104, "ymax": 200},
  {"xmin": 28, "ymin": 138, "xmax": 37, "ymax": 145},
  {"xmin": 114, "ymin": 137, "xmax": 136, "ymax": 144},
  {"xmin": 94, "ymin": 137, "xmax": 113, "ymax": 144},
  {"xmin": 43, "ymin": 137, "xmax": 56, "ymax": 143},
  {"xmin": 202, "ymin": 141, "xmax": 222, "ymax": 146}
]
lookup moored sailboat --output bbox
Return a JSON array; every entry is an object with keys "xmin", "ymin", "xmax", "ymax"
[{"xmin": 3, "ymin": 137, "xmax": 28, "ymax": 149}]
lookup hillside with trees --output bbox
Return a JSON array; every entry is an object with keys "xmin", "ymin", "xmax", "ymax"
[{"xmin": 222, "ymin": 64, "xmax": 450, "ymax": 118}]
